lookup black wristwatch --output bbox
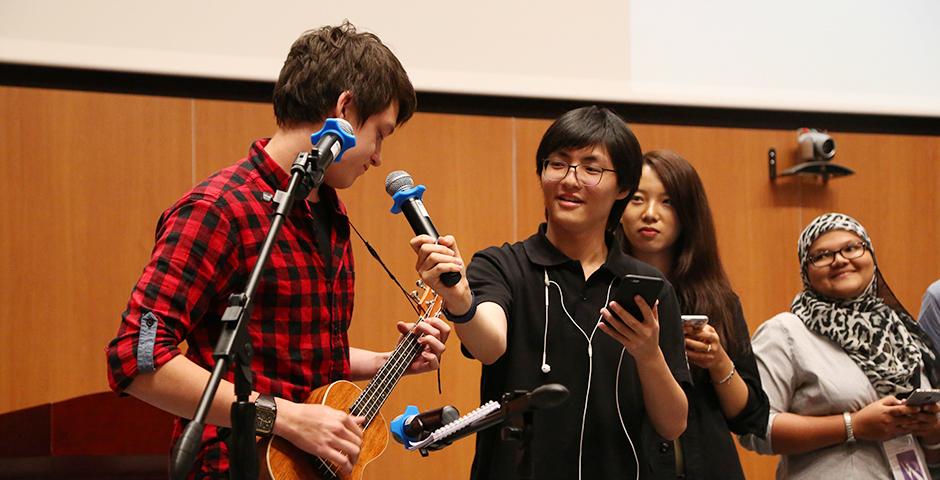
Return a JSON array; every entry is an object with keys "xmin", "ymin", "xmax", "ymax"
[{"xmin": 255, "ymin": 394, "xmax": 277, "ymax": 437}]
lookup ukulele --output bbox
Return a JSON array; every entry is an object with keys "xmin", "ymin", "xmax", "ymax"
[{"xmin": 259, "ymin": 284, "xmax": 443, "ymax": 480}]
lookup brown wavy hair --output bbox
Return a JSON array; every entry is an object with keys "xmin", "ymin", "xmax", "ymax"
[
  {"xmin": 623, "ymin": 150, "xmax": 742, "ymax": 353},
  {"xmin": 273, "ymin": 21, "xmax": 416, "ymax": 128}
]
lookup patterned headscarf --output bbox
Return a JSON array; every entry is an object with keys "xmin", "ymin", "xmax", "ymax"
[{"xmin": 791, "ymin": 212, "xmax": 935, "ymax": 396}]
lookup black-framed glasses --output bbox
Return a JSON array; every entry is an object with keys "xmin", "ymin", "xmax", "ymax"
[
  {"xmin": 541, "ymin": 158, "xmax": 616, "ymax": 187},
  {"xmin": 807, "ymin": 241, "xmax": 868, "ymax": 268}
]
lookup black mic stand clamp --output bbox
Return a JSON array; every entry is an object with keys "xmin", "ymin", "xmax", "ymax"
[
  {"xmin": 499, "ymin": 391, "xmax": 536, "ymax": 480},
  {"xmin": 292, "ymin": 150, "xmax": 332, "ymax": 199},
  {"xmin": 170, "ymin": 148, "xmax": 327, "ymax": 480}
]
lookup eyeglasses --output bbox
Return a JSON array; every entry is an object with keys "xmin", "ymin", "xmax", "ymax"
[
  {"xmin": 807, "ymin": 241, "xmax": 868, "ymax": 268},
  {"xmin": 541, "ymin": 158, "xmax": 616, "ymax": 187}
]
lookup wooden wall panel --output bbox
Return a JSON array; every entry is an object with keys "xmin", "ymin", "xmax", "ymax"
[
  {"xmin": 0, "ymin": 87, "xmax": 193, "ymax": 413},
  {"xmin": 3, "ymin": 85, "xmax": 940, "ymax": 479},
  {"xmin": 513, "ymin": 118, "xmax": 554, "ymax": 234},
  {"xmin": 193, "ymin": 99, "xmax": 275, "ymax": 180}
]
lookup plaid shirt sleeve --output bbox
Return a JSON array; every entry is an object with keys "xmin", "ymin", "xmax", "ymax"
[{"xmin": 106, "ymin": 195, "xmax": 239, "ymax": 393}]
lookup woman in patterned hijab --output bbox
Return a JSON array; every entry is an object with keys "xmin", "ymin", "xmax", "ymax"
[
  {"xmin": 792, "ymin": 212, "xmax": 935, "ymax": 396},
  {"xmin": 740, "ymin": 212, "xmax": 940, "ymax": 479}
]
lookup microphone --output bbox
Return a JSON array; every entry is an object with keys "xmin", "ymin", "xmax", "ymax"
[
  {"xmin": 390, "ymin": 405, "xmax": 460, "ymax": 445},
  {"xmin": 385, "ymin": 170, "xmax": 461, "ymax": 287},
  {"xmin": 310, "ymin": 118, "xmax": 356, "ymax": 164}
]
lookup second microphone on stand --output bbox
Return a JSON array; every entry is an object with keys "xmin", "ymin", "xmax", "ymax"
[
  {"xmin": 390, "ymin": 404, "xmax": 460, "ymax": 445},
  {"xmin": 385, "ymin": 170, "xmax": 462, "ymax": 287}
]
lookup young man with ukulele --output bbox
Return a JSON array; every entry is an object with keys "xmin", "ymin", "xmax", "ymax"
[{"xmin": 106, "ymin": 22, "xmax": 449, "ymax": 478}]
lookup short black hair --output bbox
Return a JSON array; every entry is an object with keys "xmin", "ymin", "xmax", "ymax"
[
  {"xmin": 273, "ymin": 21, "xmax": 417, "ymax": 128},
  {"xmin": 535, "ymin": 106, "xmax": 643, "ymax": 231}
]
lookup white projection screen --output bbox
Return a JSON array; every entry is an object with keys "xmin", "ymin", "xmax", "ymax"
[{"xmin": 1, "ymin": 0, "xmax": 938, "ymax": 116}]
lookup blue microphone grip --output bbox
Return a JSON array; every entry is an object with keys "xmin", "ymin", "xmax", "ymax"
[
  {"xmin": 390, "ymin": 185, "xmax": 461, "ymax": 287},
  {"xmin": 310, "ymin": 118, "xmax": 356, "ymax": 163}
]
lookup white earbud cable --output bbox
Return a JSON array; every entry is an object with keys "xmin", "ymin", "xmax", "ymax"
[
  {"xmin": 542, "ymin": 270, "xmax": 636, "ymax": 480},
  {"xmin": 616, "ymin": 347, "xmax": 640, "ymax": 480}
]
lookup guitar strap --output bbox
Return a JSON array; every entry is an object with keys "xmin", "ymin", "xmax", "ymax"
[{"xmin": 348, "ymin": 219, "xmax": 443, "ymax": 394}]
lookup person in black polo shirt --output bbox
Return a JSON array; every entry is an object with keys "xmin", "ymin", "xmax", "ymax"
[{"xmin": 411, "ymin": 106, "xmax": 691, "ymax": 480}]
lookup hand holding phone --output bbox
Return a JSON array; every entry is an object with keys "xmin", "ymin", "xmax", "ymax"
[
  {"xmin": 601, "ymin": 274, "xmax": 667, "ymax": 358},
  {"xmin": 605, "ymin": 274, "xmax": 664, "ymax": 326}
]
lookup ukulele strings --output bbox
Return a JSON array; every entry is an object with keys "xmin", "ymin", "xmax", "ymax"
[
  {"xmin": 352, "ymin": 297, "xmax": 439, "ymax": 423},
  {"xmin": 315, "ymin": 308, "xmax": 437, "ymax": 478}
]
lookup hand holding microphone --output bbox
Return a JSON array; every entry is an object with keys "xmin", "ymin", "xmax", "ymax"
[
  {"xmin": 410, "ymin": 233, "xmax": 476, "ymax": 322},
  {"xmin": 386, "ymin": 171, "xmax": 464, "ymax": 288},
  {"xmin": 387, "ymin": 171, "xmax": 474, "ymax": 319}
]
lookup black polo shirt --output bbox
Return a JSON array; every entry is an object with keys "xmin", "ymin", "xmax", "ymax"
[{"xmin": 465, "ymin": 224, "xmax": 691, "ymax": 480}]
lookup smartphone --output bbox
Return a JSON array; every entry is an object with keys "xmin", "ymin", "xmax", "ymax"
[
  {"xmin": 899, "ymin": 388, "xmax": 940, "ymax": 406},
  {"xmin": 606, "ymin": 274, "xmax": 664, "ymax": 325},
  {"xmin": 681, "ymin": 315, "xmax": 709, "ymax": 330}
]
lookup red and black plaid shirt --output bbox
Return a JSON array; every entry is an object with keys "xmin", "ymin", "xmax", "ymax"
[{"xmin": 106, "ymin": 139, "xmax": 354, "ymax": 477}]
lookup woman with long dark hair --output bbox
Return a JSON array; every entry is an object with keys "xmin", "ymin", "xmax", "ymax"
[{"xmin": 620, "ymin": 150, "xmax": 769, "ymax": 479}]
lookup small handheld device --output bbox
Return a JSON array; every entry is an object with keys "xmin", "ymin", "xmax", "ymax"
[
  {"xmin": 607, "ymin": 274, "xmax": 664, "ymax": 325},
  {"xmin": 681, "ymin": 315, "xmax": 709, "ymax": 330},
  {"xmin": 899, "ymin": 388, "xmax": 940, "ymax": 406}
]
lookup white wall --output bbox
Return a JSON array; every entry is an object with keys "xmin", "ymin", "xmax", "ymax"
[
  {"xmin": 1, "ymin": 0, "xmax": 938, "ymax": 116},
  {"xmin": 629, "ymin": 0, "xmax": 940, "ymax": 116}
]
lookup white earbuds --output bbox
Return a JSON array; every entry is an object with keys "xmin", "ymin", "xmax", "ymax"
[
  {"xmin": 541, "ymin": 268, "xmax": 636, "ymax": 480},
  {"xmin": 542, "ymin": 270, "xmax": 552, "ymax": 375}
]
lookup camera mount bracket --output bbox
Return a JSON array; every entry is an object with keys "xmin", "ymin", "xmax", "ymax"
[{"xmin": 768, "ymin": 148, "xmax": 854, "ymax": 184}]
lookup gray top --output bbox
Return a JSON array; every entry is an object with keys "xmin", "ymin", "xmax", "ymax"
[
  {"xmin": 919, "ymin": 279, "xmax": 940, "ymax": 353},
  {"xmin": 739, "ymin": 312, "xmax": 902, "ymax": 479}
]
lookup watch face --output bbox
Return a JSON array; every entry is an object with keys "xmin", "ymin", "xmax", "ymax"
[
  {"xmin": 255, "ymin": 396, "xmax": 277, "ymax": 436},
  {"xmin": 256, "ymin": 412, "xmax": 275, "ymax": 435}
]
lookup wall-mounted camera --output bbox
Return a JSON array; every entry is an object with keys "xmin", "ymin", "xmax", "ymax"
[
  {"xmin": 768, "ymin": 128, "xmax": 853, "ymax": 183},
  {"xmin": 797, "ymin": 128, "xmax": 836, "ymax": 161}
]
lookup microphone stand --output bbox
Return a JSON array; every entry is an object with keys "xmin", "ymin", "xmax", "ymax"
[
  {"xmin": 170, "ymin": 148, "xmax": 331, "ymax": 480},
  {"xmin": 500, "ymin": 392, "xmax": 536, "ymax": 480}
]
